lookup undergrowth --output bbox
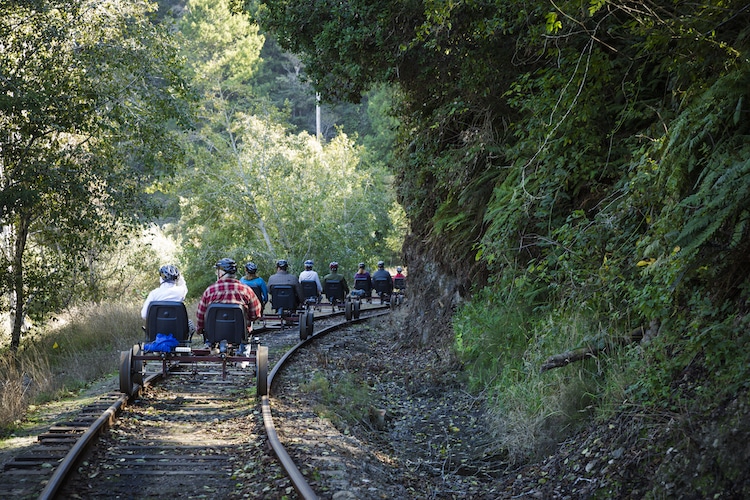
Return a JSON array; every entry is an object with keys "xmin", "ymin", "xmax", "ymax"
[
  {"xmin": 453, "ymin": 286, "xmax": 632, "ymax": 462},
  {"xmin": 453, "ymin": 277, "xmax": 750, "ymax": 473},
  {"xmin": 0, "ymin": 301, "xmax": 144, "ymax": 435},
  {"xmin": 301, "ymin": 370, "xmax": 374, "ymax": 430}
]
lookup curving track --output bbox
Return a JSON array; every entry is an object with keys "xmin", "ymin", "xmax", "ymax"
[{"xmin": 0, "ymin": 301, "xmax": 392, "ymax": 499}]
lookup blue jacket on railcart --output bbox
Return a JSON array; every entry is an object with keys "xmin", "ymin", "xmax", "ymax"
[{"xmin": 240, "ymin": 261, "xmax": 269, "ymax": 307}]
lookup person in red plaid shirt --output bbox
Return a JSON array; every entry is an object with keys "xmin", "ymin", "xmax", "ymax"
[{"xmin": 195, "ymin": 258, "xmax": 262, "ymax": 343}]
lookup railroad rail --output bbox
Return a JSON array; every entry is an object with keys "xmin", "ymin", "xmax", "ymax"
[
  {"xmin": 262, "ymin": 308, "xmax": 390, "ymax": 500},
  {"xmin": 0, "ymin": 301, "xmax": 392, "ymax": 499}
]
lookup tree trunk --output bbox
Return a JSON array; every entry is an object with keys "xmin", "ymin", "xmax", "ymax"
[{"xmin": 10, "ymin": 213, "xmax": 30, "ymax": 351}]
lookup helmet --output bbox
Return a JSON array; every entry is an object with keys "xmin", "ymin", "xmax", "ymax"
[
  {"xmin": 245, "ymin": 262, "xmax": 258, "ymax": 274},
  {"xmin": 276, "ymin": 259, "xmax": 288, "ymax": 270},
  {"xmin": 215, "ymin": 258, "xmax": 237, "ymax": 274},
  {"xmin": 304, "ymin": 259, "xmax": 314, "ymax": 269},
  {"xmin": 329, "ymin": 261, "xmax": 339, "ymax": 271},
  {"xmin": 377, "ymin": 261, "xmax": 385, "ymax": 269},
  {"xmin": 159, "ymin": 264, "xmax": 180, "ymax": 283},
  {"xmin": 396, "ymin": 266, "xmax": 403, "ymax": 273},
  {"xmin": 358, "ymin": 262, "xmax": 365, "ymax": 269}
]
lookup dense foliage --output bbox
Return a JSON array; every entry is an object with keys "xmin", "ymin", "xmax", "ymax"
[
  {"xmin": 251, "ymin": 0, "xmax": 750, "ymax": 480},
  {"xmin": 0, "ymin": 0, "xmax": 191, "ymax": 350},
  {"xmin": 170, "ymin": 0, "xmax": 403, "ymax": 290}
]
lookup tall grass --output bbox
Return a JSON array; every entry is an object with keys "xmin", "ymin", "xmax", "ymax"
[
  {"xmin": 0, "ymin": 301, "xmax": 144, "ymax": 434},
  {"xmin": 453, "ymin": 287, "xmax": 630, "ymax": 462}
]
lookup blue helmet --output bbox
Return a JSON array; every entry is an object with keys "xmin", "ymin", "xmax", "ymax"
[
  {"xmin": 276, "ymin": 259, "xmax": 288, "ymax": 270},
  {"xmin": 245, "ymin": 262, "xmax": 258, "ymax": 274},
  {"xmin": 304, "ymin": 259, "xmax": 314, "ymax": 269},
  {"xmin": 215, "ymin": 258, "xmax": 237, "ymax": 274}
]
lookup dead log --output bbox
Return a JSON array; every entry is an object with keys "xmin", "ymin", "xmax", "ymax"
[{"xmin": 540, "ymin": 324, "xmax": 654, "ymax": 373}]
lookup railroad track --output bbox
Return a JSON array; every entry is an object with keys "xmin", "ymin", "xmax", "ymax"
[{"xmin": 0, "ymin": 302, "xmax": 391, "ymax": 499}]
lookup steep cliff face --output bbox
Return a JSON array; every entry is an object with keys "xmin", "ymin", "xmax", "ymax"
[{"xmin": 400, "ymin": 232, "xmax": 473, "ymax": 348}]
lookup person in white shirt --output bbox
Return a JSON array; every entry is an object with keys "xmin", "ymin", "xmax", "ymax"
[
  {"xmin": 298, "ymin": 259, "xmax": 323, "ymax": 300},
  {"xmin": 141, "ymin": 264, "xmax": 189, "ymax": 320}
]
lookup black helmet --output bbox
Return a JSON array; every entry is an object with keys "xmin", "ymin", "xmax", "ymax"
[
  {"xmin": 215, "ymin": 258, "xmax": 237, "ymax": 274},
  {"xmin": 358, "ymin": 262, "xmax": 365, "ymax": 269},
  {"xmin": 159, "ymin": 264, "xmax": 180, "ymax": 283},
  {"xmin": 329, "ymin": 261, "xmax": 339, "ymax": 271},
  {"xmin": 377, "ymin": 261, "xmax": 385, "ymax": 269},
  {"xmin": 245, "ymin": 262, "xmax": 258, "ymax": 274},
  {"xmin": 276, "ymin": 259, "xmax": 288, "ymax": 270},
  {"xmin": 304, "ymin": 259, "xmax": 314, "ymax": 269}
]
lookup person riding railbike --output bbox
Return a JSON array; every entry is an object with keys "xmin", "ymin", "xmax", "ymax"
[
  {"xmin": 195, "ymin": 258, "xmax": 262, "ymax": 347},
  {"xmin": 240, "ymin": 261, "xmax": 268, "ymax": 312},
  {"xmin": 268, "ymin": 259, "xmax": 304, "ymax": 314},
  {"xmin": 141, "ymin": 264, "xmax": 196, "ymax": 338},
  {"xmin": 353, "ymin": 262, "xmax": 372, "ymax": 301},
  {"xmin": 322, "ymin": 261, "xmax": 350, "ymax": 304},
  {"xmin": 298, "ymin": 259, "xmax": 323, "ymax": 303},
  {"xmin": 371, "ymin": 260, "xmax": 393, "ymax": 301}
]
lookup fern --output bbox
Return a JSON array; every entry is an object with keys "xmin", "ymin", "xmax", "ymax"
[{"xmin": 674, "ymin": 155, "xmax": 750, "ymax": 257}]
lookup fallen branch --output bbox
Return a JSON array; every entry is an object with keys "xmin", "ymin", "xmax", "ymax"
[{"xmin": 540, "ymin": 323, "xmax": 656, "ymax": 373}]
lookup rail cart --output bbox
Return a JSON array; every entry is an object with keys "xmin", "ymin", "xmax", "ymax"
[
  {"xmin": 372, "ymin": 277, "xmax": 393, "ymax": 306},
  {"xmin": 322, "ymin": 280, "xmax": 360, "ymax": 320},
  {"xmin": 392, "ymin": 277, "xmax": 406, "ymax": 306},
  {"xmin": 119, "ymin": 301, "xmax": 268, "ymax": 397},
  {"xmin": 262, "ymin": 285, "xmax": 315, "ymax": 340}
]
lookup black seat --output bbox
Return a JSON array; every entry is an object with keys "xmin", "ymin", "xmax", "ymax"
[
  {"xmin": 373, "ymin": 278, "xmax": 392, "ymax": 295},
  {"xmin": 249, "ymin": 284, "xmax": 263, "ymax": 304},
  {"xmin": 354, "ymin": 278, "xmax": 371, "ymax": 294},
  {"xmin": 300, "ymin": 280, "xmax": 319, "ymax": 300},
  {"xmin": 204, "ymin": 303, "xmax": 247, "ymax": 345},
  {"xmin": 145, "ymin": 301, "xmax": 190, "ymax": 343},
  {"xmin": 324, "ymin": 280, "xmax": 344, "ymax": 303},
  {"xmin": 394, "ymin": 277, "xmax": 406, "ymax": 290},
  {"xmin": 271, "ymin": 284, "xmax": 297, "ymax": 312}
]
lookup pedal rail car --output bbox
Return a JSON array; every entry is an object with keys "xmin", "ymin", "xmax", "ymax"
[
  {"xmin": 263, "ymin": 284, "xmax": 315, "ymax": 340},
  {"xmin": 119, "ymin": 301, "xmax": 268, "ymax": 397},
  {"xmin": 323, "ymin": 280, "xmax": 361, "ymax": 320}
]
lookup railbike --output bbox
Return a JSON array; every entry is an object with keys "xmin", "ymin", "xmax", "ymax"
[{"xmin": 119, "ymin": 301, "xmax": 269, "ymax": 397}]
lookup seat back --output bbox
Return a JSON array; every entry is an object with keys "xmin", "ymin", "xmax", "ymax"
[
  {"xmin": 271, "ymin": 284, "xmax": 297, "ymax": 312},
  {"xmin": 394, "ymin": 277, "xmax": 406, "ymax": 290},
  {"xmin": 300, "ymin": 280, "xmax": 318, "ymax": 300},
  {"xmin": 354, "ymin": 277, "xmax": 371, "ymax": 292},
  {"xmin": 146, "ymin": 301, "xmax": 190, "ymax": 343},
  {"xmin": 249, "ymin": 285, "xmax": 263, "ymax": 303},
  {"xmin": 324, "ymin": 280, "xmax": 344, "ymax": 302},
  {"xmin": 373, "ymin": 278, "xmax": 391, "ymax": 294},
  {"xmin": 204, "ymin": 303, "xmax": 247, "ymax": 345}
]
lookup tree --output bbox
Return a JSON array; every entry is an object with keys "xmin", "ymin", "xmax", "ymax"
[
  {"xmin": 174, "ymin": 0, "xmax": 397, "ymax": 289},
  {"xmin": 0, "ymin": 0, "xmax": 191, "ymax": 350}
]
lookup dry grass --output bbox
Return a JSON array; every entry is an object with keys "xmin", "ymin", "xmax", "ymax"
[{"xmin": 0, "ymin": 301, "xmax": 144, "ymax": 434}]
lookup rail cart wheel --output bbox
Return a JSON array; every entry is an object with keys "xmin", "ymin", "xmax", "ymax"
[
  {"xmin": 353, "ymin": 301, "xmax": 361, "ymax": 319},
  {"xmin": 306, "ymin": 310, "xmax": 314, "ymax": 337},
  {"xmin": 119, "ymin": 348, "xmax": 134, "ymax": 396},
  {"xmin": 299, "ymin": 312, "xmax": 309, "ymax": 340},
  {"xmin": 256, "ymin": 345, "xmax": 268, "ymax": 396},
  {"xmin": 132, "ymin": 344, "xmax": 144, "ymax": 386},
  {"xmin": 345, "ymin": 301, "xmax": 353, "ymax": 320}
]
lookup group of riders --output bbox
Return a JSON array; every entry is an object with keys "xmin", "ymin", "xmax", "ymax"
[{"xmin": 141, "ymin": 259, "xmax": 406, "ymax": 344}]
